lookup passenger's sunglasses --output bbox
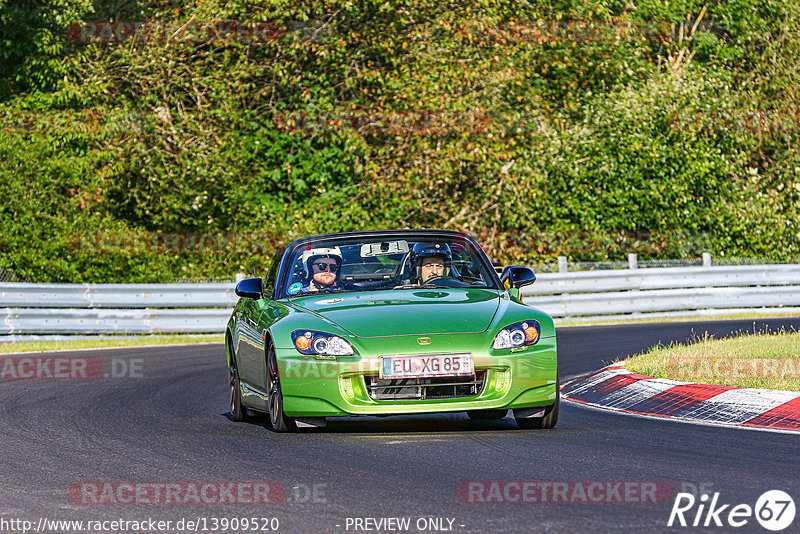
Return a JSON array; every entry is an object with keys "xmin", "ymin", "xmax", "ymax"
[{"xmin": 312, "ymin": 262, "xmax": 339, "ymax": 272}]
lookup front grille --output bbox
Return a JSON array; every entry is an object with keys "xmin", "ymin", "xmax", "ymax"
[{"xmin": 364, "ymin": 370, "xmax": 487, "ymax": 401}]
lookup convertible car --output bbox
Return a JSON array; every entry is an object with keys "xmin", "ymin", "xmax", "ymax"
[{"xmin": 226, "ymin": 230, "xmax": 558, "ymax": 431}]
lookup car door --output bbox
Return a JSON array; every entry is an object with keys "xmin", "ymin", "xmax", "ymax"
[
  {"xmin": 236, "ymin": 298, "xmax": 265, "ymax": 392},
  {"xmin": 237, "ymin": 249, "xmax": 285, "ymax": 407}
]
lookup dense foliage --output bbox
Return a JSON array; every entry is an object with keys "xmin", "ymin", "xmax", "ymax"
[{"xmin": 1, "ymin": 0, "xmax": 798, "ymax": 281}]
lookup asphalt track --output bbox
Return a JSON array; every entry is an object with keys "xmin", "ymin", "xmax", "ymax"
[{"xmin": 1, "ymin": 318, "xmax": 799, "ymax": 533}]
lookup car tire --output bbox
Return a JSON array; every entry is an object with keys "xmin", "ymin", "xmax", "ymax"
[
  {"xmin": 514, "ymin": 375, "xmax": 560, "ymax": 430},
  {"xmin": 267, "ymin": 341, "xmax": 297, "ymax": 433},
  {"xmin": 467, "ymin": 409, "xmax": 508, "ymax": 420},
  {"xmin": 229, "ymin": 353, "xmax": 251, "ymax": 422}
]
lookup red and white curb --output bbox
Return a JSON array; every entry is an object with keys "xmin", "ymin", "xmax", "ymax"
[{"xmin": 562, "ymin": 365, "xmax": 800, "ymax": 433}]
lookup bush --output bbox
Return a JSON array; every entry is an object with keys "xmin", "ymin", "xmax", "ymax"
[{"xmin": 0, "ymin": 0, "xmax": 798, "ymax": 281}]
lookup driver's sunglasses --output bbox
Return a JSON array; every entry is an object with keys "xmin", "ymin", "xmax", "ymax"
[{"xmin": 313, "ymin": 262, "xmax": 339, "ymax": 272}]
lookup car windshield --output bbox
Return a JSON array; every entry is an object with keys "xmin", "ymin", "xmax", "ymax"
[{"xmin": 279, "ymin": 234, "xmax": 500, "ymax": 298}]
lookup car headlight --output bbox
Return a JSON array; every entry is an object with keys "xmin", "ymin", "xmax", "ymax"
[
  {"xmin": 492, "ymin": 320, "xmax": 540, "ymax": 350},
  {"xmin": 291, "ymin": 330, "xmax": 355, "ymax": 356}
]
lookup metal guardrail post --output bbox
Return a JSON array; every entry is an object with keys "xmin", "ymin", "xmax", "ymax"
[
  {"xmin": 702, "ymin": 252, "xmax": 712, "ymax": 267},
  {"xmin": 558, "ymin": 256, "xmax": 568, "ymax": 273},
  {"xmin": 235, "ymin": 272, "xmax": 246, "ymax": 283},
  {"xmin": 627, "ymin": 254, "xmax": 640, "ymax": 317}
]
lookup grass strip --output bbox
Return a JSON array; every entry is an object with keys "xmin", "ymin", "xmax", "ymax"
[
  {"xmin": 0, "ymin": 334, "xmax": 222, "ymax": 354},
  {"xmin": 618, "ymin": 327, "xmax": 800, "ymax": 391}
]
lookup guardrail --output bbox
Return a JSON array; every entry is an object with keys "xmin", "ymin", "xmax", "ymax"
[
  {"xmin": 1, "ymin": 283, "xmax": 235, "ymax": 335},
  {"xmin": 1, "ymin": 262, "xmax": 799, "ymax": 336},
  {"xmin": 0, "ymin": 283, "xmax": 237, "ymax": 309},
  {"xmin": 522, "ymin": 264, "xmax": 800, "ymax": 321}
]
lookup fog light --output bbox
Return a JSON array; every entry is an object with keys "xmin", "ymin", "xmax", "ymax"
[{"xmin": 338, "ymin": 376, "xmax": 355, "ymax": 398}]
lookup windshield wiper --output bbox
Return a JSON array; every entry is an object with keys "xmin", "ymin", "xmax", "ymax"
[
  {"xmin": 286, "ymin": 288, "xmax": 347, "ymax": 298},
  {"xmin": 392, "ymin": 284, "xmax": 453, "ymax": 290}
]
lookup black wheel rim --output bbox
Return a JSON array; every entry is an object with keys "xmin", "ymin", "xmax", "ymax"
[
  {"xmin": 268, "ymin": 352, "xmax": 281, "ymax": 426},
  {"xmin": 229, "ymin": 362, "xmax": 236, "ymax": 414},
  {"xmin": 269, "ymin": 382, "xmax": 281, "ymax": 427}
]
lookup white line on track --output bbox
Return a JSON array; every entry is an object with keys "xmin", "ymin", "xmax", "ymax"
[{"xmin": 384, "ymin": 439, "xmax": 448, "ymax": 444}]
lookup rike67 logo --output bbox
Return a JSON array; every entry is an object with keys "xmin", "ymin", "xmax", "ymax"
[{"xmin": 669, "ymin": 490, "xmax": 795, "ymax": 531}]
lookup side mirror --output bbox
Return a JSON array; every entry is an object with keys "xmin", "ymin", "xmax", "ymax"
[
  {"xmin": 235, "ymin": 277, "xmax": 264, "ymax": 299},
  {"xmin": 500, "ymin": 266, "xmax": 536, "ymax": 289}
]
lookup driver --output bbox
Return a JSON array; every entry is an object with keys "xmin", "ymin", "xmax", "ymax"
[
  {"xmin": 300, "ymin": 247, "xmax": 343, "ymax": 292},
  {"xmin": 411, "ymin": 242, "xmax": 452, "ymax": 284}
]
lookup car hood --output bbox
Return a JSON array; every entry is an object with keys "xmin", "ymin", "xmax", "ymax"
[{"xmin": 290, "ymin": 288, "xmax": 501, "ymax": 337}]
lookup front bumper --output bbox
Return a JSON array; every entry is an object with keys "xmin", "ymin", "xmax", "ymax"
[{"xmin": 276, "ymin": 335, "xmax": 557, "ymax": 418}]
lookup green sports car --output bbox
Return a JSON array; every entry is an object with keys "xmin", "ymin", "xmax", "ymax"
[{"xmin": 226, "ymin": 230, "xmax": 558, "ymax": 432}]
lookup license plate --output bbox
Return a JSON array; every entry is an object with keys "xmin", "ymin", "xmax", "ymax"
[{"xmin": 380, "ymin": 353, "xmax": 473, "ymax": 379}]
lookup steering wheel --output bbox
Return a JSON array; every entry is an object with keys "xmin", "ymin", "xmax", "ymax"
[{"xmin": 421, "ymin": 275, "xmax": 465, "ymax": 287}]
